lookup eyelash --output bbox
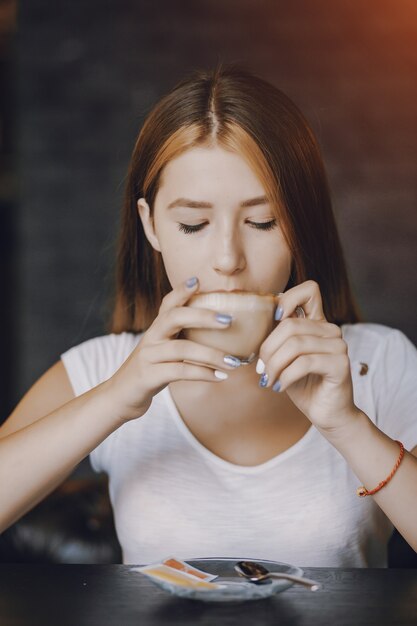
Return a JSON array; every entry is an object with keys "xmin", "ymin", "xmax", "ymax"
[{"xmin": 177, "ymin": 220, "xmax": 277, "ymax": 234}]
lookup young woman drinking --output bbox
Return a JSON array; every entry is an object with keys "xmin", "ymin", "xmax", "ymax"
[{"xmin": 1, "ymin": 65, "xmax": 417, "ymax": 567}]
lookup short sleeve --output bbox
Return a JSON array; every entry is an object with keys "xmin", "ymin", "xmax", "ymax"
[
  {"xmin": 61, "ymin": 332, "xmax": 141, "ymax": 397},
  {"xmin": 372, "ymin": 329, "xmax": 417, "ymax": 452},
  {"xmin": 60, "ymin": 332, "xmax": 142, "ymax": 473}
]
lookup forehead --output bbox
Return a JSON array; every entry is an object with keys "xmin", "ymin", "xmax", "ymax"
[{"xmin": 157, "ymin": 145, "xmax": 266, "ymax": 199}]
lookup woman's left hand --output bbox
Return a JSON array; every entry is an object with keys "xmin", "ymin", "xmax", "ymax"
[{"xmin": 258, "ymin": 280, "xmax": 360, "ymax": 432}]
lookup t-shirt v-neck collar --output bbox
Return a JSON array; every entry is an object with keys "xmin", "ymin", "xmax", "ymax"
[{"xmin": 162, "ymin": 385, "xmax": 316, "ymax": 475}]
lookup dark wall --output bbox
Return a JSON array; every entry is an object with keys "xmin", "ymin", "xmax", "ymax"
[
  {"xmin": 9, "ymin": 0, "xmax": 417, "ymax": 411},
  {"xmin": 0, "ymin": 0, "xmax": 17, "ymax": 420}
]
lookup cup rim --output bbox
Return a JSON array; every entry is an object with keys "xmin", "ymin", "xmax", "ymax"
[{"xmin": 189, "ymin": 289, "xmax": 277, "ymax": 299}]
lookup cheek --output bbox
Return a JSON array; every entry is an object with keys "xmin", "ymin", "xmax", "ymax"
[
  {"xmin": 280, "ymin": 246, "xmax": 292, "ymax": 274},
  {"xmin": 255, "ymin": 241, "xmax": 292, "ymax": 287},
  {"xmin": 157, "ymin": 227, "xmax": 202, "ymax": 287},
  {"xmin": 272, "ymin": 255, "xmax": 292, "ymax": 282}
]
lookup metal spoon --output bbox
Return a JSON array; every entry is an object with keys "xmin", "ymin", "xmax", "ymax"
[{"xmin": 234, "ymin": 561, "xmax": 321, "ymax": 591}]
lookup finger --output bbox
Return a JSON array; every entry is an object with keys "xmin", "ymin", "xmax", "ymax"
[
  {"xmin": 276, "ymin": 280, "xmax": 325, "ymax": 322},
  {"xmin": 158, "ymin": 276, "xmax": 200, "ymax": 314},
  {"xmin": 260, "ymin": 318, "xmax": 342, "ymax": 364},
  {"xmin": 150, "ymin": 361, "xmax": 230, "ymax": 389},
  {"xmin": 272, "ymin": 353, "xmax": 350, "ymax": 393},
  {"xmin": 261, "ymin": 336, "xmax": 347, "ymax": 388},
  {"xmin": 144, "ymin": 339, "xmax": 243, "ymax": 370},
  {"xmin": 151, "ymin": 306, "xmax": 233, "ymax": 340}
]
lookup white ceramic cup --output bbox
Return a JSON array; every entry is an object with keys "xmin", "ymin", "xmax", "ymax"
[{"xmin": 185, "ymin": 291, "xmax": 277, "ymax": 363}]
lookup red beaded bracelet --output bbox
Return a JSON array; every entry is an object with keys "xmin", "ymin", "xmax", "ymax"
[{"xmin": 356, "ymin": 440, "xmax": 405, "ymax": 497}]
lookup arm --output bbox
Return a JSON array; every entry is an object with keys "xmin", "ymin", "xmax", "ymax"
[
  {"xmin": 258, "ymin": 280, "xmax": 417, "ymax": 552},
  {"xmin": 322, "ymin": 413, "xmax": 417, "ymax": 552},
  {"xmin": 0, "ymin": 277, "xmax": 240, "ymax": 532},
  {"xmin": 0, "ymin": 361, "xmax": 122, "ymax": 532}
]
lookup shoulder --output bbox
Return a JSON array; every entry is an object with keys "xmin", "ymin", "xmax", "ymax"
[
  {"xmin": 63, "ymin": 331, "xmax": 142, "ymax": 360},
  {"xmin": 343, "ymin": 322, "xmax": 417, "ymax": 393},
  {"xmin": 342, "ymin": 321, "xmax": 402, "ymax": 343},
  {"xmin": 343, "ymin": 325, "xmax": 417, "ymax": 452},
  {"xmin": 342, "ymin": 322, "xmax": 415, "ymax": 363},
  {"xmin": 61, "ymin": 331, "xmax": 143, "ymax": 396}
]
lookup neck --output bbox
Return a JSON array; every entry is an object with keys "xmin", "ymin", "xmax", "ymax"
[
  {"xmin": 171, "ymin": 359, "xmax": 258, "ymax": 394},
  {"xmin": 169, "ymin": 360, "xmax": 299, "ymax": 426}
]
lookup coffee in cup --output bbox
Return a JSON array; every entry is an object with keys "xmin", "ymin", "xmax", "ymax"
[{"xmin": 185, "ymin": 290, "xmax": 277, "ymax": 363}]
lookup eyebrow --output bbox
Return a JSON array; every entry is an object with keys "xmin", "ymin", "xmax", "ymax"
[{"xmin": 167, "ymin": 195, "xmax": 269, "ymax": 209}]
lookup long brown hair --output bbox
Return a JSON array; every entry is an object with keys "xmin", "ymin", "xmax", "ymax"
[{"xmin": 111, "ymin": 65, "xmax": 360, "ymax": 332}]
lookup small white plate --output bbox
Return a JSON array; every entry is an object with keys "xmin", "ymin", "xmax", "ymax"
[{"xmin": 136, "ymin": 557, "xmax": 304, "ymax": 603}]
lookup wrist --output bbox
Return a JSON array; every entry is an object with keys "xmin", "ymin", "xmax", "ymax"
[
  {"xmin": 316, "ymin": 408, "xmax": 376, "ymax": 453},
  {"xmin": 318, "ymin": 409, "xmax": 409, "ymax": 506},
  {"xmin": 98, "ymin": 378, "xmax": 134, "ymax": 427},
  {"xmin": 100, "ymin": 377, "xmax": 150, "ymax": 426}
]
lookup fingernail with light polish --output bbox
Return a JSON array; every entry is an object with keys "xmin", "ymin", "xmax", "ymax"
[
  {"xmin": 214, "ymin": 370, "xmax": 228, "ymax": 380},
  {"xmin": 256, "ymin": 358, "xmax": 265, "ymax": 374},
  {"xmin": 259, "ymin": 373, "xmax": 269, "ymax": 388},
  {"xmin": 272, "ymin": 380, "xmax": 282, "ymax": 392},
  {"xmin": 275, "ymin": 305, "xmax": 284, "ymax": 321},
  {"xmin": 224, "ymin": 355, "xmax": 242, "ymax": 368},
  {"xmin": 186, "ymin": 276, "xmax": 198, "ymax": 288},
  {"xmin": 215, "ymin": 313, "xmax": 233, "ymax": 325}
]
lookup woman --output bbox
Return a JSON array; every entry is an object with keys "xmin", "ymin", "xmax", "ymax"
[{"xmin": 1, "ymin": 65, "xmax": 417, "ymax": 567}]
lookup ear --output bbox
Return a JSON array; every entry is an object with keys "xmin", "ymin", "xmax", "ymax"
[{"xmin": 137, "ymin": 198, "xmax": 161, "ymax": 252}]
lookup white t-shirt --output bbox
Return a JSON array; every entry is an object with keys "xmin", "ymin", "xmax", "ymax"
[{"xmin": 61, "ymin": 323, "xmax": 417, "ymax": 567}]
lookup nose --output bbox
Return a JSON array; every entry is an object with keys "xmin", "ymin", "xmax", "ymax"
[{"xmin": 212, "ymin": 226, "xmax": 246, "ymax": 276}]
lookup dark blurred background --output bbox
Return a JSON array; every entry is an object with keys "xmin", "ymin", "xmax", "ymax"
[
  {"xmin": 1, "ymin": 0, "xmax": 416, "ymax": 419},
  {"xmin": 0, "ymin": 0, "xmax": 416, "ymax": 567}
]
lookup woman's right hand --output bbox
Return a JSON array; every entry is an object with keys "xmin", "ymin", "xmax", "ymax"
[{"xmin": 107, "ymin": 277, "xmax": 239, "ymax": 423}]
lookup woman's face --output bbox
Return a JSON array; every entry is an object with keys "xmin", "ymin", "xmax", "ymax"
[{"xmin": 138, "ymin": 145, "xmax": 292, "ymax": 294}]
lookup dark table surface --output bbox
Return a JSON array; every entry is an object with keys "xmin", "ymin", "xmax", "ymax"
[{"xmin": 1, "ymin": 564, "xmax": 417, "ymax": 625}]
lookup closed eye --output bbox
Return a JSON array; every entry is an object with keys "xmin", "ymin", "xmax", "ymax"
[
  {"xmin": 177, "ymin": 222, "xmax": 207, "ymax": 234},
  {"xmin": 247, "ymin": 219, "xmax": 277, "ymax": 231},
  {"xmin": 177, "ymin": 219, "xmax": 277, "ymax": 235}
]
